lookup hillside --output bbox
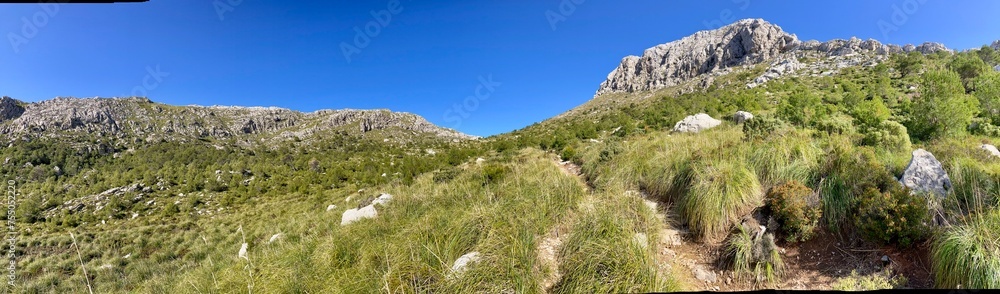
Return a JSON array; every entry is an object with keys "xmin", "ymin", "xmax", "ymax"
[{"xmin": 8, "ymin": 18, "xmax": 1000, "ymax": 293}]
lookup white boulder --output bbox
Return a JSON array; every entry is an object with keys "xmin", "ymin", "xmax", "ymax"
[
  {"xmin": 371, "ymin": 193, "xmax": 393, "ymax": 206},
  {"xmin": 268, "ymin": 233, "xmax": 283, "ymax": 244},
  {"xmin": 981, "ymin": 144, "xmax": 1000, "ymax": 158},
  {"xmin": 899, "ymin": 149, "xmax": 952, "ymax": 198},
  {"xmin": 734, "ymin": 111, "xmax": 754, "ymax": 124},
  {"xmin": 326, "ymin": 204, "xmax": 337, "ymax": 211},
  {"xmin": 340, "ymin": 205, "xmax": 378, "ymax": 226},
  {"xmin": 673, "ymin": 113, "xmax": 722, "ymax": 133},
  {"xmin": 449, "ymin": 252, "xmax": 481, "ymax": 277}
]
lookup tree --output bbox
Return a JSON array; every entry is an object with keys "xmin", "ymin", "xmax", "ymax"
[
  {"xmin": 948, "ymin": 52, "xmax": 991, "ymax": 92},
  {"xmin": 906, "ymin": 69, "xmax": 980, "ymax": 140},
  {"xmin": 895, "ymin": 51, "xmax": 924, "ymax": 78},
  {"xmin": 971, "ymin": 72, "xmax": 1000, "ymax": 125}
]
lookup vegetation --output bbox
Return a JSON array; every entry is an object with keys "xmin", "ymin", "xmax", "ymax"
[{"xmin": 765, "ymin": 181, "xmax": 821, "ymax": 242}]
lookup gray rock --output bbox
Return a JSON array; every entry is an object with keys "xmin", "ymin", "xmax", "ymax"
[
  {"xmin": 748, "ymin": 58, "xmax": 802, "ymax": 88},
  {"xmin": 597, "ymin": 19, "xmax": 798, "ymax": 95},
  {"xmin": 992, "ymin": 40, "xmax": 1000, "ymax": 51},
  {"xmin": 733, "ymin": 111, "xmax": 754, "ymax": 123},
  {"xmin": 449, "ymin": 252, "xmax": 481, "ymax": 276},
  {"xmin": 981, "ymin": 144, "xmax": 1000, "ymax": 158},
  {"xmin": 994, "ymin": 65, "xmax": 1000, "ymax": 72},
  {"xmin": 340, "ymin": 205, "xmax": 378, "ymax": 226},
  {"xmin": 693, "ymin": 265, "xmax": 718, "ymax": 283},
  {"xmin": 673, "ymin": 113, "xmax": 722, "ymax": 133},
  {"xmin": 899, "ymin": 149, "xmax": 952, "ymax": 198}
]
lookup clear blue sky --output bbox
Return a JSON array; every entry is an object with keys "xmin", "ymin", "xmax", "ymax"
[{"xmin": 2, "ymin": 0, "xmax": 998, "ymax": 137}]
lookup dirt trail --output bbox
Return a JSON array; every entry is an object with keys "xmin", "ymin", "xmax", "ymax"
[{"xmin": 535, "ymin": 158, "xmax": 592, "ymax": 293}]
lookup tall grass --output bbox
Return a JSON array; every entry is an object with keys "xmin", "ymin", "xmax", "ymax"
[
  {"xmin": 931, "ymin": 208, "xmax": 1000, "ymax": 288},
  {"xmin": 680, "ymin": 158, "xmax": 763, "ymax": 242}
]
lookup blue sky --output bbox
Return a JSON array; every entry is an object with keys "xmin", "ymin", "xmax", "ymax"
[{"xmin": 2, "ymin": 0, "xmax": 998, "ymax": 137}]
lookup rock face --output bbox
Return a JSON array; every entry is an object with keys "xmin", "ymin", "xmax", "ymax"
[
  {"xmin": 0, "ymin": 97, "xmax": 474, "ymax": 148},
  {"xmin": 673, "ymin": 113, "xmax": 722, "ymax": 133},
  {"xmin": 981, "ymin": 144, "xmax": 1000, "ymax": 158},
  {"xmin": 899, "ymin": 149, "xmax": 952, "ymax": 198},
  {"xmin": 992, "ymin": 40, "xmax": 1000, "ymax": 50},
  {"xmin": 595, "ymin": 19, "xmax": 952, "ymax": 96},
  {"xmin": 597, "ymin": 19, "xmax": 797, "ymax": 95},
  {"xmin": 733, "ymin": 111, "xmax": 754, "ymax": 123}
]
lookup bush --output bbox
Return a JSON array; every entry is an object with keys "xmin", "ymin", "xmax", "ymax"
[
  {"xmin": 815, "ymin": 115, "xmax": 856, "ymax": 136},
  {"xmin": 432, "ymin": 167, "xmax": 461, "ymax": 183},
  {"xmin": 743, "ymin": 116, "xmax": 788, "ymax": 141},
  {"xmin": 969, "ymin": 118, "xmax": 1000, "ymax": 137},
  {"xmin": 680, "ymin": 158, "xmax": 763, "ymax": 241},
  {"xmin": 931, "ymin": 209, "xmax": 1000, "ymax": 288},
  {"xmin": 852, "ymin": 98, "xmax": 891, "ymax": 128},
  {"xmin": 723, "ymin": 225, "xmax": 784, "ymax": 285},
  {"xmin": 906, "ymin": 69, "xmax": 980, "ymax": 140},
  {"xmin": 766, "ymin": 181, "xmax": 822, "ymax": 242},
  {"xmin": 854, "ymin": 185, "xmax": 930, "ymax": 247},
  {"xmin": 861, "ymin": 121, "xmax": 912, "ymax": 153},
  {"xmin": 480, "ymin": 164, "xmax": 510, "ymax": 186}
]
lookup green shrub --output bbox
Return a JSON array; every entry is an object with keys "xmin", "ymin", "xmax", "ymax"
[
  {"xmin": 948, "ymin": 158, "xmax": 999, "ymax": 212},
  {"xmin": 906, "ymin": 69, "xmax": 980, "ymax": 140},
  {"xmin": 815, "ymin": 115, "xmax": 856, "ymax": 136},
  {"xmin": 854, "ymin": 186, "xmax": 930, "ymax": 247},
  {"xmin": 560, "ymin": 145, "xmax": 577, "ymax": 162},
  {"xmin": 832, "ymin": 270, "xmax": 907, "ymax": 290},
  {"xmin": 432, "ymin": 167, "xmax": 460, "ymax": 183},
  {"xmin": 852, "ymin": 98, "xmax": 891, "ymax": 128},
  {"xmin": 766, "ymin": 181, "xmax": 822, "ymax": 242},
  {"xmin": 723, "ymin": 225, "xmax": 784, "ymax": 285},
  {"xmin": 743, "ymin": 116, "xmax": 788, "ymax": 141},
  {"xmin": 969, "ymin": 118, "xmax": 1000, "ymax": 137},
  {"xmin": 932, "ymin": 209, "xmax": 1000, "ymax": 288},
  {"xmin": 861, "ymin": 120, "xmax": 912, "ymax": 153},
  {"xmin": 480, "ymin": 164, "xmax": 510, "ymax": 186}
]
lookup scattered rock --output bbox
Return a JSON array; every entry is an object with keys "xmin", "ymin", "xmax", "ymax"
[
  {"xmin": 661, "ymin": 228, "xmax": 683, "ymax": 247},
  {"xmin": 238, "ymin": 243, "xmax": 249, "ymax": 260},
  {"xmin": 673, "ymin": 113, "xmax": 721, "ymax": 133},
  {"xmin": 733, "ymin": 111, "xmax": 754, "ymax": 124},
  {"xmin": 475, "ymin": 157, "xmax": 486, "ymax": 164},
  {"xmin": 899, "ymin": 149, "xmax": 952, "ymax": 198},
  {"xmin": 326, "ymin": 204, "xmax": 338, "ymax": 212},
  {"xmin": 449, "ymin": 252, "xmax": 481, "ymax": 277},
  {"xmin": 268, "ymin": 233, "xmax": 283, "ymax": 244},
  {"xmin": 747, "ymin": 58, "xmax": 801, "ymax": 88},
  {"xmin": 340, "ymin": 205, "xmax": 378, "ymax": 226},
  {"xmin": 371, "ymin": 193, "xmax": 393, "ymax": 206},
  {"xmin": 693, "ymin": 265, "xmax": 718, "ymax": 283},
  {"xmin": 981, "ymin": 144, "xmax": 1000, "ymax": 158}
]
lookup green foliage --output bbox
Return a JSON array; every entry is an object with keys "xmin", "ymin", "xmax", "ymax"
[
  {"xmin": 766, "ymin": 181, "xmax": 822, "ymax": 242},
  {"xmin": 852, "ymin": 98, "xmax": 891, "ymax": 128},
  {"xmin": 778, "ymin": 89, "xmax": 828, "ymax": 126},
  {"xmin": 680, "ymin": 158, "xmax": 763, "ymax": 241},
  {"xmin": 861, "ymin": 120, "xmax": 912, "ymax": 153},
  {"xmin": 932, "ymin": 208, "xmax": 1000, "ymax": 288},
  {"xmin": 894, "ymin": 51, "xmax": 924, "ymax": 78},
  {"xmin": 854, "ymin": 185, "xmax": 930, "ymax": 247},
  {"xmin": 833, "ymin": 270, "xmax": 907, "ymax": 290},
  {"xmin": 906, "ymin": 69, "xmax": 980, "ymax": 140},
  {"xmin": 742, "ymin": 116, "xmax": 788, "ymax": 141},
  {"xmin": 723, "ymin": 226, "xmax": 784, "ymax": 285},
  {"xmin": 480, "ymin": 163, "xmax": 510, "ymax": 186},
  {"xmin": 948, "ymin": 52, "xmax": 992, "ymax": 91},
  {"xmin": 971, "ymin": 72, "xmax": 1000, "ymax": 125}
]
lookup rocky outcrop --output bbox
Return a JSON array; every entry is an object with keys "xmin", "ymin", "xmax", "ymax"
[
  {"xmin": 899, "ymin": 149, "xmax": 952, "ymax": 198},
  {"xmin": 992, "ymin": 40, "xmax": 999, "ymax": 50},
  {"xmin": 596, "ymin": 19, "xmax": 952, "ymax": 96},
  {"xmin": 0, "ymin": 97, "xmax": 474, "ymax": 147},
  {"xmin": 448, "ymin": 252, "xmax": 481, "ymax": 277},
  {"xmin": 340, "ymin": 193, "xmax": 393, "ymax": 226},
  {"xmin": 597, "ymin": 19, "xmax": 798, "ymax": 95},
  {"xmin": 673, "ymin": 113, "xmax": 722, "ymax": 133}
]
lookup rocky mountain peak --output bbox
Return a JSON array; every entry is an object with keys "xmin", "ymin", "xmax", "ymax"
[{"xmin": 596, "ymin": 18, "xmax": 952, "ymax": 96}]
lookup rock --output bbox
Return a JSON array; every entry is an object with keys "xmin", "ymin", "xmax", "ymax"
[
  {"xmin": 661, "ymin": 228, "xmax": 683, "ymax": 247},
  {"xmin": 992, "ymin": 40, "xmax": 999, "ymax": 51},
  {"xmin": 995, "ymin": 65, "xmax": 1000, "ymax": 72},
  {"xmin": 0, "ymin": 97, "xmax": 25, "ymax": 122},
  {"xmin": 633, "ymin": 233, "xmax": 648, "ymax": 249},
  {"xmin": 673, "ymin": 113, "xmax": 722, "ymax": 133},
  {"xmin": 597, "ymin": 19, "xmax": 797, "ymax": 95},
  {"xmin": 371, "ymin": 193, "xmax": 393, "ymax": 206},
  {"xmin": 326, "ymin": 204, "xmax": 338, "ymax": 211},
  {"xmin": 982, "ymin": 144, "xmax": 1000, "ymax": 158},
  {"xmin": 899, "ymin": 149, "xmax": 952, "ymax": 198},
  {"xmin": 268, "ymin": 233, "xmax": 283, "ymax": 244},
  {"xmin": 747, "ymin": 58, "xmax": 802, "ymax": 88},
  {"xmin": 340, "ymin": 205, "xmax": 378, "ymax": 226},
  {"xmin": 238, "ymin": 243, "xmax": 249, "ymax": 260},
  {"xmin": 693, "ymin": 265, "xmax": 718, "ymax": 283},
  {"xmin": 475, "ymin": 157, "xmax": 486, "ymax": 164},
  {"xmin": 733, "ymin": 111, "xmax": 754, "ymax": 123},
  {"xmin": 449, "ymin": 252, "xmax": 481, "ymax": 276}
]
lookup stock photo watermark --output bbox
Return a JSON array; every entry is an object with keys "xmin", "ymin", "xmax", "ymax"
[
  {"xmin": 214, "ymin": 0, "xmax": 245, "ymax": 21},
  {"xmin": 703, "ymin": 0, "xmax": 751, "ymax": 30},
  {"xmin": 340, "ymin": 0, "xmax": 403, "ymax": 64},
  {"xmin": 6, "ymin": 180, "xmax": 16, "ymax": 287},
  {"xmin": 7, "ymin": 0, "xmax": 67, "ymax": 54},
  {"xmin": 443, "ymin": 75, "xmax": 501, "ymax": 129},
  {"xmin": 546, "ymin": 0, "xmax": 585, "ymax": 31},
  {"xmin": 130, "ymin": 65, "xmax": 169, "ymax": 98},
  {"xmin": 876, "ymin": 0, "xmax": 929, "ymax": 39}
]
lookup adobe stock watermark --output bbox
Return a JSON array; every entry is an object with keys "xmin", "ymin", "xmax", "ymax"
[
  {"xmin": 7, "ymin": 0, "xmax": 68, "ymax": 54},
  {"xmin": 703, "ymin": 0, "xmax": 751, "ymax": 30},
  {"xmin": 546, "ymin": 0, "xmax": 585, "ymax": 31},
  {"xmin": 213, "ymin": 0, "xmax": 246, "ymax": 21},
  {"xmin": 877, "ymin": 0, "xmax": 929, "ymax": 39},
  {"xmin": 5, "ymin": 180, "xmax": 16, "ymax": 288},
  {"xmin": 340, "ymin": 0, "xmax": 403, "ymax": 64},
  {"xmin": 130, "ymin": 65, "xmax": 169, "ymax": 98},
  {"xmin": 443, "ymin": 75, "xmax": 501, "ymax": 129}
]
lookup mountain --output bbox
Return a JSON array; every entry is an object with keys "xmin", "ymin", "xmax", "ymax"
[
  {"xmin": 0, "ymin": 96, "xmax": 475, "ymax": 149},
  {"xmin": 595, "ymin": 19, "xmax": 949, "ymax": 97}
]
